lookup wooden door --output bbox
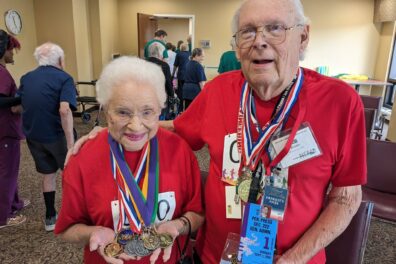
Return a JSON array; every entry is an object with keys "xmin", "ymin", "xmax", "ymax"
[{"xmin": 137, "ymin": 13, "xmax": 158, "ymax": 58}]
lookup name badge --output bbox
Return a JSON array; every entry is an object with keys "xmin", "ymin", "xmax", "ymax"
[
  {"xmin": 225, "ymin": 186, "xmax": 242, "ymax": 219},
  {"xmin": 270, "ymin": 123, "xmax": 321, "ymax": 168},
  {"xmin": 238, "ymin": 203, "xmax": 277, "ymax": 264},
  {"xmin": 222, "ymin": 133, "xmax": 241, "ymax": 185},
  {"xmin": 261, "ymin": 185, "xmax": 288, "ymax": 221}
]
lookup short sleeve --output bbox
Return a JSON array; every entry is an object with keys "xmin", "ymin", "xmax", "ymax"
[
  {"xmin": 331, "ymin": 95, "xmax": 367, "ymax": 187},
  {"xmin": 54, "ymin": 158, "xmax": 91, "ymax": 234},
  {"xmin": 198, "ymin": 64, "xmax": 207, "ymax": 82},
  {"xmin": 60, "ymin": 76, "xmax": 77, "ymax": 111},
  {"xmin": 174, "ymin": 86, "xmax": 209, "ymax": 151},
  {"xmin": 181, "ymin": 141, "xmax": 204, "ymax": 214}
]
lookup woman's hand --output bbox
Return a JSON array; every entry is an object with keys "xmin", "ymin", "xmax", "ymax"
[
  {"xmin": 148, "ymin": 219, "xmax": 184, "ymax": 263},
  {"xmin": 64, "ymin": 126, "xmax": 105, "ymax": 166}
]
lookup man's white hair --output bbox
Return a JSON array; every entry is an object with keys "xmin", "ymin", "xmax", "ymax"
[
  {"xmin": 148, "ymin": 42, "xmax": 165, "ymax": 59},
  {"xmin": 96, "ymin": 56, "xmax": 166, "ymax": 108},
  {"xmin": 231, "ymin": 0, "xmax": 309, "ymax": 34},
  {"xmin": 34, "ymin": 42, "xmax": 64, "ymax": 66}
]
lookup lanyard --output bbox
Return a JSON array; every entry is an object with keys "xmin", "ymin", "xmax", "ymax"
[
  {"xmin": 237, "ymin": 68, "xmax": 304, "ymax": 175},
  {"xmin": 108, "ymin": 133, "xmax": 159, "ymax": 233}
]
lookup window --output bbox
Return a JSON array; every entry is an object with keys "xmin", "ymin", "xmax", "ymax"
[{"xmin": 384, "ymin": 36, "xmax": 396, "ymax": 109}]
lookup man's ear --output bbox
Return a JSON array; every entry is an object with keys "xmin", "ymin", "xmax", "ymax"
[
  {"xmin": 235, "ymin": 47, "xmax": 241, "ymax": 61},
  {"xmin": 300, "ymin": 25, "xmax": 310, "ymax": 51}
]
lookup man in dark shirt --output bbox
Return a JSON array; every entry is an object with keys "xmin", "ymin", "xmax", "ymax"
[
  {"xmin": 17, "ymin": 42, "xmax": 77, "ymax": 232},
  {"xmin": 172, "ymin": 43, "xmax": 191, "ymax": 112},
  {"xmin": 146, "ymin": 42, "xmax": 177, "ymax": 120}
]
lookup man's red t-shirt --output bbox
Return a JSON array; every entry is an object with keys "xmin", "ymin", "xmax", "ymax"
[{"xmin": 174, "ymin": 68, "xmax": 367, "ymax": 264}]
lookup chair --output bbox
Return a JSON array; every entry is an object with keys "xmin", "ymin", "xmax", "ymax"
[
  {"xmin": 360, "ymin": 95, "xmax": 384, "ymax": 139},
  {"xmin": 325, "ymin": 201, "xmax": 374, "ymax": 264},
  {"xmin": 364, "ymin": 108, "xmax": 376, "ymax": 138},
  {"xmin": 362, "ymin": 139, "xmax": 396, "ymax": 221}
]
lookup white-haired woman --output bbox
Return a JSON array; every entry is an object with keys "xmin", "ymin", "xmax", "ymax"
[{"xmin": 55, "ymin": 56, "xmax": 204, "ymax": 264}]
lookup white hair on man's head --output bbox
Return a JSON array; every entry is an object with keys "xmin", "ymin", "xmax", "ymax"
[
  {"xmin": 231, "ymin": 0, "xmax": 310, "ymax": 34},
  {"xmin": 148, "ymin": 42, "xmax": 165, "ymax": 59},
  {"xmin": 34, "ymin": 42, "xmax": 64, "ymax": 66},
  {"xmin": 96, "ymin": 56, "xmax": 166, "ymax": 108}
]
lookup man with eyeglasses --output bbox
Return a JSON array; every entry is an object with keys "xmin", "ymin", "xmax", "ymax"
[
  {"xmin": 71, "ymin": 0, "xmax": 366, "ymax": 263},
  {"xmin": 172, "ymin": 0, "xmax": 365, "ymax": 263}
]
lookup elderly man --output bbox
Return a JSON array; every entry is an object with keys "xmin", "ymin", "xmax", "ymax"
[
  {"xmin": 71, "ymin": 0, "xmax": 366, "ymax": 263},
  {"xmin": 18, "ymin": 42, "xmax": 77, "ymax": 232},
  {"xmin": 170, "ymin": 0, "xmax": 365, "ymax": 263}
]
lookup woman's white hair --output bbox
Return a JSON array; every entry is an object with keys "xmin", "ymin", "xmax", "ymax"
[
  {"xmin": 96, "ymin": 56, "xmax": 166, "ymax": 108},
  {"xmin": 34, "ymin": 42, "xmax": 64, "ymax": 66}
]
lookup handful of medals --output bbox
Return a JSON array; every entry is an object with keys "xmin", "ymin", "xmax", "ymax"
[{"xmin": 104, "ymin": 226, "xmax": 174, "ymax": 258}]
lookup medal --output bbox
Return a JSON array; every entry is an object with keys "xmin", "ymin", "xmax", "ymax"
[
  {"xmin": 238, "ymin": 179, "xmax": 251, "ymax": 202},
  {"xmin": 117, "ymin": 229, "xmax": 135, "ymax": 245},
  {"xmin": 158, "ymin": 233, "xmax": 173, "ymax": 248},
  {"xmin": 104, "ymin": 242, "xmax": 123, "ymax": 258},
  {"xmin": 142, "ymin": 233, "xmax": 161, "ymax": 250}
]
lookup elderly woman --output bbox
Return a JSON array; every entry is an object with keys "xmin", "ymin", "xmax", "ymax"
[{"xmin": 55, "ymin": 56, "xmax": 204, "ymax": 264}]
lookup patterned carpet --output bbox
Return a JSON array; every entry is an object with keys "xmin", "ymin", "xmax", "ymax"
[{"xmin": 0, "ymin": 116, "xmax": 395, "ymax": 263}]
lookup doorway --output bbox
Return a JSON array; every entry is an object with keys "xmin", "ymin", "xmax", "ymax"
[{"xmin": 137, "ymin": 13, "xmax": 195, "ymax": 58}]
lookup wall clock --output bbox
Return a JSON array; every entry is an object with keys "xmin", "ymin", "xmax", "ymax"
[{"xmin": 4, "ymin": 10, "xmax": 22, "ymax": 35}]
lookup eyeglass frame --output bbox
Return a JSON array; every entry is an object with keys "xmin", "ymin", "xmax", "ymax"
[
  {"xmin": 107, "ymin": 107, "xmax": 161, "ymax": 124},
  {"xmin": 233, "ymin": 24, "xmax": 305, "ymax": 48}
]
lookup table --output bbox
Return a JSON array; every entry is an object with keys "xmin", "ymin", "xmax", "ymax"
[{"xmin": 343, "ymin": 79, "xmax": 392, "ymax": 92}]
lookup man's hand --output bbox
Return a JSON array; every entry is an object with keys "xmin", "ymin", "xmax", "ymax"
[{"xmin": 64, "ymin": 126, "xmax": 105, "ymax": 166}]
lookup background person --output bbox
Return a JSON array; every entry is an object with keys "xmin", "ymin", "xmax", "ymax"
[
  {"xmin": 182, "ymin": 48, "xmax": 206, "ymax": 110},
  {"xmin": 17, "ymin": 42, "xmax": 77, "ymax": 231},
  {"xmin": 217, "ymin": 39, "xmax": 241, "ymax": 74},
  {"xmin": 0, "ymin": 29, "xmax": 29, "ymax": 229},
  {"xmin": 172, "ymin": 43, "xmax": 190, "ymax": 112},
  {"xmin": 144, "ymin": 29, "xmax": 168, "ymax": 60},
  {"xmin": 165, "ymin": 42, "xmax": 177, "ymax": 74},
  {"xmin": 55, "ymin": 56, "xmax": 204, "ymax": 264}
]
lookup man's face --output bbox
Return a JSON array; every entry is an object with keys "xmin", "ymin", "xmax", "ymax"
[{"xmin": 235, "ymin": 0, "xmax": 309, "ymax": 97}]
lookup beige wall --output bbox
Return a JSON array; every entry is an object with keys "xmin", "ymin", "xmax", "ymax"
[
  {"xmin": 72, "ymin": 0, "xmax": 93, "ymax": 90},
  {"xmin": 0, "ymin": 0, "xmax": 38, "ymax": 85},
  {"xmin": 33, "ymin": 0, "xmax": 78, "ymax": 79},
  {"xmin": 99, "ymin": 0, "xmax": 120, "ymax": 66},
  {"xmin": 158, "ymin": 18, "xmax": 189, "ymax": 47},
  {"xmin": 301, "ymin": 0, "xmax": 380, "ymax": 77},
  {"xmin": 118, "ymin": 0, "xmax": 241, "ymax": 67}
]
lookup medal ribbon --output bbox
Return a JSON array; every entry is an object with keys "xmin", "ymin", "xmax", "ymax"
[
  {"xmin": 109, "ymin": 133, "xmax": 159, "ymax": 233},
  {"xmin": 237, "ymin": 68, "xmax": 304, "ymax": 175}
]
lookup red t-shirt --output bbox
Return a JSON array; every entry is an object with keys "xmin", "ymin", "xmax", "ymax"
[
  {"xmin": 55, "ymin": 128, "xmax": 203, "ymax": 264},
  {"xmin": 174, "ymin": 68, "xmax": 367, "ymax": 264}
]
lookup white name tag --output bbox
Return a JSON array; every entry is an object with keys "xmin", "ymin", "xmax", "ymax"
[
  {"xmin": 222, "ymin": 133, "xmax": 241, "ymax": 185},
  {"xmin": 110, "ymin": 191, "xmax": 176, "ymax": 231},
  {"xmin": 225, "ymin": 186, "xmax": 242, "ymax": 219},
  {"xmin": 270, "ymin": 125, "xmax": 321, "ymax": 168}
]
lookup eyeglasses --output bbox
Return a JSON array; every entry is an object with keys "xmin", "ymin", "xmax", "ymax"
[
  {"xmin": 233, "ymin": 24, "xmax": 304, "ymax": 49},
  {"xmin": 109, "ymin": 108, "xmax": 160, "ymax": 124}
]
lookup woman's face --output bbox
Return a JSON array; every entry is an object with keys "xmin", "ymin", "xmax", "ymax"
[
  {"xmin": 196, "ymin": 51, "xmax": 205, "ymax": 63},
  {"xmin": 105, "ymin": 79, "xmax": 161, "ymax": 152}
]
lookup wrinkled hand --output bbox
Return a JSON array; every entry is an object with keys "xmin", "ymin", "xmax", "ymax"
[
  {"xmin": 64, "ymin": 126, "xmax": 104, "ymax": 166},
  {"xmin": 90, "ymin": 227, "xmax": 137, "ymax": 264},
  {"xmin": 149, "ymin": 220, "xmax": 181, "ymax": 264}
]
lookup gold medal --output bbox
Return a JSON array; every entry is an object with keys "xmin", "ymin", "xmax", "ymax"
[
  {"xmin": 158, "ymin": 233, "xmax": 173, "ymax": 248},
  {"xmin": 104, "ymin": 242, "xmax": 123, "ymax": 258},
  {"xmin": 238, "ymin": 179, "xmax": 252, "ymax": 202}
]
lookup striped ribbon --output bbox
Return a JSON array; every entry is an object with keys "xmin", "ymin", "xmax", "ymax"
[
  {"xmin": 108, "ymin": 133, "xmax": 159, "ymax": 233},
  {"xmin": 238, "ymin": 68, "xmax": 304, "ymax": 174}
]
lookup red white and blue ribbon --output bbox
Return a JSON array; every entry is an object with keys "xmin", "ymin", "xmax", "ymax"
[
  {"xmin": 237, "ymin": 68, "xmax": 304, "ymax": 175},
  {"xmin": 108, "ymin": 133, "xmax": 159, "ymax": 233}
]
